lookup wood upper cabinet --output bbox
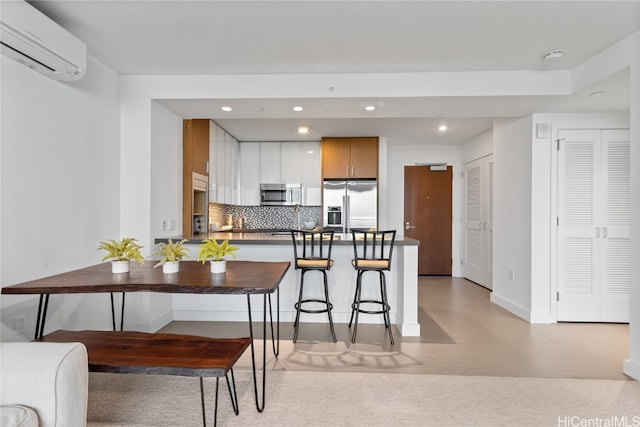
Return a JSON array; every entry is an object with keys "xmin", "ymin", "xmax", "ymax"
[
  {"xmin": 183, "ymin": 119, "xmax": 210, "ymax": 235},
  {"xmin": 321, "ymin": 137, "xmax": 378, "ymax": 179},
  {"xmin": 184, "ymin": 119, "xmax": 209, "ymax": 175}
]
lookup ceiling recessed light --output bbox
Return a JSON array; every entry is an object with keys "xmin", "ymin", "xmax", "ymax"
[
  {"xmin": 438, "ymin": 125, "xmax": 448, "ymax": 132},
  {"xmin": 543, "ymin": 49, "xmax": 564, "ymax": 61},
  {"xmin": 296, "ymin": 126, "xmax": 311, "ymax": 134},
  {"xmin": 365, "ymin": 105, "xmax": 376, "ymax": 111},
  {"xmin": 221, "ymin": 106, "xmax": 232, "ymax": 112},
  {"xmin": 293, "ymin": 106, "xmax": 303, "ymax": 112}
]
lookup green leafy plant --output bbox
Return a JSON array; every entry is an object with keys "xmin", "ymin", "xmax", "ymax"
[
  {"xmin": 151, "ymin": 239, "xmax": 189, "ymax": 268},
  {"xmin": 98, "ymin": 237, "xmax": 144, "ymax": 264},
  {"xmin": 197, "ymin": 239, "xmax": 239, "ymax": 263}
]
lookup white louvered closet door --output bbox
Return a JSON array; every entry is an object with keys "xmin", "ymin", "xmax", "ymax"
[
  {"xmin": 463, "ymin": 159, "xmax": 484, "ymax": 285},
  {"xmin": 600, "ymin": 130, "xmax": 630, "ymax": 322},
  {"xmin": 557, "ymin": 129, "xmax": 630, "ymax": 322},
  {"xmin": 463, "ymin": 155, "xmax": 493, "ymax": 288}
]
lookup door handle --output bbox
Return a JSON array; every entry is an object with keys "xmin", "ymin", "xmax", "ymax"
[{"xmin": 405, "ymin": 221, "xmax": 416, "ymax": 230}]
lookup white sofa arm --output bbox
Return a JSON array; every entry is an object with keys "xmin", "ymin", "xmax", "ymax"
[{"xmin": 1, "ymin": 341, "xmax": 88, "ymax": 427}]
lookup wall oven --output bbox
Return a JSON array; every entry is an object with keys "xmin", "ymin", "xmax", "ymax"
[{"xmin": 260, "ymin": 183, "xmax": 302, "ymax": 206}]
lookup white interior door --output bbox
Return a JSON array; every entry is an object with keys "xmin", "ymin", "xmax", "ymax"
[
  {"xmin": 600, "ymin": 129, "xmax": 631, "ymax": 322},
  {"xmin": 463, "ymin": 158, "xmax": 485, "ymax": 286},
  {"xmin": 557, "ymin": 130, "xmax": 599, "ymax": 321},
  {"xmin": 484, "ymin": 156, "xmax": 494, "ymax": 289},
  {"xmin": 557, "ymin": 129, "xmax": 630, "ymax": 322}
]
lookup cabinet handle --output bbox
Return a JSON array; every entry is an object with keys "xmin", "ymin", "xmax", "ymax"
[
  {"xmin": 596, "ymin": 227, "xmax": 601, "ymax": 238},
  {"xmin": 603, "ymin": 227, "xmax": 608, "ymax": 238},
  {"xmin": 346, "ymin": 166, "xmax": 350, "ymax": 177}
]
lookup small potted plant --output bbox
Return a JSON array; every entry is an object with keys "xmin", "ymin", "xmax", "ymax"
[
  {"xmin": 151, "ymin": 239, "xmax": 189, "ymax": 273},
  {"xmin": 98, "ymin": 237, "xmax": 144, "ymax": 273},
  {"xmin": 197, "ymin": 238, "xmax": 239, "ymax": 274}
]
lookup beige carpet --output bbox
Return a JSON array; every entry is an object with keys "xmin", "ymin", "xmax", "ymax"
[{"xmin": 86, "ymin": 370, "xmax": 639, "ymax": 427}]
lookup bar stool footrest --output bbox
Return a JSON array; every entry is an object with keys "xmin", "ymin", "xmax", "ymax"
[
  {"xmin": 351, "ymin": 299, "xmax": 391, "ymax": 315},
  {"xmin": 295, "ymin": 299, "xmax": 334, "ymax": 314}
]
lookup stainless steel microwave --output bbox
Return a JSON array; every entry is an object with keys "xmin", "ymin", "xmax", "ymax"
[{"xmin": 260, "ymin": 183, "xmax": 302, "ymax": 206}]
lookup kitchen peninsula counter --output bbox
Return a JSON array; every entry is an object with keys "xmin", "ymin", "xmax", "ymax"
[
  {"xmin": 156, "ymin": 231, "xmax": 419, "ymax": 246},
  {"xmin": 154, "ymin": 232, "xmax": 420, "ymax": 337}
]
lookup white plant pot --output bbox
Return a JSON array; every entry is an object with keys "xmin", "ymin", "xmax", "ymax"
[
  {"xmin": 111, "ymin": 260, "xmax": 130, "ymax": 274},
  {"xmin": 162, "ymin": 261, "xmax": 180, "ymax": 274},
  {"xmin": 210, "ymin": 260, "xmax": 226, "ymax": 274}
]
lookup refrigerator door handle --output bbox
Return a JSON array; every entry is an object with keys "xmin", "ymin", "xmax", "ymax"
[{"xmin": 343, "ymin": 194, "xmax": 349, "ymax": 233}]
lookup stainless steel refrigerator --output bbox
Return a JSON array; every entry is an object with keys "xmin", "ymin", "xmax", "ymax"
[{"xmin": 323, "ymin": 180, "xmax": 377, "ymax": 232}]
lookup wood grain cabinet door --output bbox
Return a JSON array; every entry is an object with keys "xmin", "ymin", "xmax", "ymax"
[
  {"xmin": 350, "ymin": 137, "xmax": 378, "ymax": 179},
  {"xmin": 322, "ymin": 138, "xmax": 351, "ymax": 179},
  {"xmin": 322, "ymin": 137, "xmax": 378, "ymax": 179}
]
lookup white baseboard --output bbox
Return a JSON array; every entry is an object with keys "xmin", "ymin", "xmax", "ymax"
[
  {"xmin": 490, "ymin": 293, "xmax": 530, "ymax": 322},
  {"xmin": 399, "ymin": 323, "xmax": 421, "ymax": 336},
  {"xmin": 623, "ymin": 359, "xmax": 639, "ymax": 381}
]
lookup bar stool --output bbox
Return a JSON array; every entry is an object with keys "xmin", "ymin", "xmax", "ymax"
[
  {"xmin": 290, "ymin": 229, "xmax": 337, "ymax": 343},
  {"xmin": 349, "ymin": 229, "xmax": 396, "ymax": 345}
]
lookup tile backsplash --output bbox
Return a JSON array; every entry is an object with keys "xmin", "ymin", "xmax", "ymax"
[{"xmin": 209, "ymin": 203, "xmax": 321, "ymax": 230}]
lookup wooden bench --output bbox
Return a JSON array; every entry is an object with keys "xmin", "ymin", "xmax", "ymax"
[{"xmin": 37, "ymin": 330, "xmax": 251, "ymax": 427}]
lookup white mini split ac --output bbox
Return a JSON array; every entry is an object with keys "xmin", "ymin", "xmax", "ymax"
[{"xmin": 1, "ymin": 0, "xmax": 86, "ymax": 81}]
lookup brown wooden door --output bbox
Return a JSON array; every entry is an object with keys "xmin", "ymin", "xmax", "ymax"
[
  {"xmin": 404, "ymin": 165, "xmax": 452, "ymax": 275},
  {"xmin": 350, "ymin": 137, "xmax": 378, "ymax": 178}
]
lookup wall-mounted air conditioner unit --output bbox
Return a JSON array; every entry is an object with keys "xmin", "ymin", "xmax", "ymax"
[{"xmin": 1, "ymin": 0, "xmax": 86, "ymax": 81}]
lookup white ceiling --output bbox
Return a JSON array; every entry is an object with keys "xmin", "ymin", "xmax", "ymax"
[{"xmin": 29, "ymin": 0, "xmax": 640, "ymax": 144}]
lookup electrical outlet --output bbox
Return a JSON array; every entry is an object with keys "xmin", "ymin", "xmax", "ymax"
[
  {"xmin": 161, "ymin": 219, "xmax": 168, "ymax": 231},
  {"xmin": 169, "ymin": 219, "xmax": 176, "ymax": 230},
  {"xmin": 12, "ymin": 315, "xmax": 25, "ymax": 335}
]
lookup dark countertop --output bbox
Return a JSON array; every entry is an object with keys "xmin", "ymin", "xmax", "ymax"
[{"xmin": 155, "ymin": 230, "xmax": 419, "ymax": 246}]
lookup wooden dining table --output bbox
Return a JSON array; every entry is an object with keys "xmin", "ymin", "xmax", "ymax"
[{"xmin": 1, "ymin": 260, "xmax": 290, "ymax": 413}]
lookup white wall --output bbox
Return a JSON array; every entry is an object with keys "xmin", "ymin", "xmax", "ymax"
[
  {"xmin": 387, "ymin": 143, "xmax": 463, "ymax": 276},
  {"xmin": 150, "ymin": 101, "xmax": 183, "ymax": 239},
  {"xmin": 626, "ymin": 30, "xmax": 640, "ymax": 381},
  {"xmin": 491, "ymin": 116, "xmax": 534, "ymax": 320},
  {"xmin": 147, "ymin": 101, "xmax": 184, "ymax": 329},
  {"xmin": 0, "ymin": 56, "xmax": 121, "ymax": 339},
  {"xmin": 462, "ymin": 130, "xmax": 493, "ymax": 164}
]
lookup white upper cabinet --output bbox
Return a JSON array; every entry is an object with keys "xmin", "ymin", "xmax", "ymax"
[
  {"xmin": 239, "ymin": 141, "xmax": 321, "ymax": 206},
  {"xmin": 259, "ymin": 142, "xmax": 303, "ymax": 184},
  {"xmin": 238, "ymin": 143, "xmax": 260, "ymax": 205},
  {"xmin": 280, "ymin": 143, "xmax": 302, "ymax": 183},
  {"xmin": 259, "ymin": 142, "xmax": 282, "ymax": 183},
  {"xmin": 209, "ymin": 121, "xmax": 238, "ymax": 204},
  {"xmin": 224, "ymin": 131, "xmax": 238, "ymax": 203},
  {"xmin": 300, "ymin": 141, "xmax": 321, "ymax": 205}
]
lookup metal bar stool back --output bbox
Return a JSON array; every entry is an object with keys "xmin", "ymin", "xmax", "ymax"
[
  {"xmin": 290, "ymin": 229, "xmax": 336, "ymax": 342},
  {"xmin": 350, "ymin": 229, "xmax": 396, "ymax": 345}
]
